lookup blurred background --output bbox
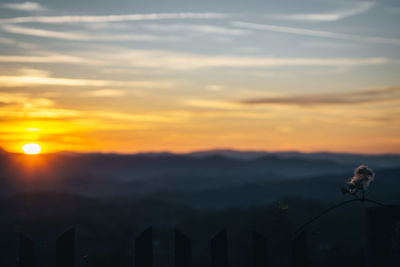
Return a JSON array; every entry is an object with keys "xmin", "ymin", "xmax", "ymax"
[{"xmin": 0, "ymin": 1, "xmax": 399, "ymax": 266}]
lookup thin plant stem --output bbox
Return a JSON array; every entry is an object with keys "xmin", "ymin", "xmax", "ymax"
[{"xmin": 295, "ymin": 197, "xmax": 385, "ymax": 235}]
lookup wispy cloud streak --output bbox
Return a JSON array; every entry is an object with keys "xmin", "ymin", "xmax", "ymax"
[
  {"xmin": 1, "ymin": 2, "xmax": 46, "ymax": 12},
  {"xmin": 0, "ymin": 74, "xmax": 172, "ymax": 88},
  {"xmin": 232, "ymin": 21, "xmax": 400, "ymax": 45},
  {"xmin": 142, "ymin": 24, "xmax": 247, "ymax": 36},
  {"xmin": 268, "ymin": 1, "xmax": 374, "ymax": 22},
  {"xmin": 0, "ymin": 37, "xmax": 16, "ymax": 45},
  {"xmin": 240, "ymin": 87, "xmax": 400, "ymax": 106},
  {"xmin": 1, "ymin": 24, "xmax": 179, "ymax": 41},
  {"xmin": 82, "ymin": 89, "xmax": 126, "ymax": 97},
  {"xmin": 0, "ymin": 13, "xmax": 227, "ymax": 24},
  {"xmin": 0, "ymin": 54, "xmax": 100, "ymax": 64},
  {"xmin": 2, "ymin": 25, "xmax": 91, "ymax": 40},
  {"xmin": 0, "ymin": 50, "xmax": 388, "ymax": 69}
]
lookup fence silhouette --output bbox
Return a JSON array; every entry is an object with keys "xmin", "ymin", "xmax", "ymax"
[
  {"xmin": 18, "ymin": 227, "xmax": 274, "ymax": 267},
  {"xmin": 17, "ymin": 206, "xmax": 400, "ymax": 267}
]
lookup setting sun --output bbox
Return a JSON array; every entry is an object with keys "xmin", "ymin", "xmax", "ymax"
[{"xmin": 22, "ymin": 143, "xmax": 42, "ymax": 155}]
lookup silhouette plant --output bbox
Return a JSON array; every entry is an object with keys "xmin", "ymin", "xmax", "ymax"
[
  {"xmin": 295, "ymin": 165, "xmax": 384, "ymax": 235},
  {"xmin": 341, "ymin": 165, "xmax": 375, "ymax": 200}
]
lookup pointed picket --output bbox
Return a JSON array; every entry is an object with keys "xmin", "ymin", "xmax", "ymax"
[
  {"xmin": 292, "ymin": 231, "xmax": 308, "ymax": 267},
  {"xmin": 253, "ymin": 232, "xmax": 268, "ymax": 267},
  {"xmin": 210, "ymin": 229, "xmax": 229, "ymax": 267},
  {"xmin": 56, "ymin": 228, "xmax": 76, "ymax": 267},
  {"xmin": 19, "ymin": 234, "xmax": 35, "ymax": 267},
  {"xmin": 135, "ymin": 227, "xmax": 153, "ymax": 267}
]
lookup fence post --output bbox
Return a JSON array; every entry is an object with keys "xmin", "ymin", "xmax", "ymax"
[
  {"xmin": 210, "ymin": 228, "xmax": 229, "ymax": 267},
  {"xmin": 19, "ymin": 234, "xmax": 35, "ymax": 267},
  {"xmin": 175, "ymin": 230, "xmax": 192, "ymax": 267},
  {"xmin": 135, "ymin": 227, "xmax": 153, "ymax": 267},
  {"xmin": 292, "ymin": 231, "xmax": 308, "ymax": 267},
  {"xmin": 253, "ymin": 232, "xmax": 268, "ymax": 267},
  {"xmin": 366, "ymin": 205, "xmax": 400, "ymax": 267},
  {"xmin": 56, "ymin": 228, "xmax": 75, "ymax": 267}
]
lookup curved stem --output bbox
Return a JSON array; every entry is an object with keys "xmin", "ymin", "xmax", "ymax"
[
  {"xmin": 363, "ymin": 198, "xmax": 385, "ymax": 207},
  {"xmin": 295, "ymin": 199, "xmax": 357, "ymax": 235},
  {"xmin": 295, "ymin": 198, "xmax": 384, "ymax": 235}
]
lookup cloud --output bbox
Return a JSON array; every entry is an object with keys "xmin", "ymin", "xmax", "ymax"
[
  {"xmin": 240, "ymin": 86, "xmax": 400, "ymax": 106},
  {"xmin": 91, "ymin": 111, "xmax": 185, "ymax": 123},
  {"xmin": 0, "ymin": 54, "xmax": 101, "ymax": 64},
  {"xmin": 0, "ymin": 108, "xmax": 80, "ymax": 121},
  {"xmin": 0, "ymin": 13, "xmax": 227, "ymax": 24},
  {"xmin": 82, "ymin": 89, "xmax": 126, "ymax": 97},
  {"xmin": 232, "ymin": 21, "xmax": 400, "ymax": 45},
  {"xmin": 0, "ymin": 74, "xmax": 173, "ymax": 88},
  {"xmin": 1, "ymin": 25, "xmax": 91, "ymax": 41},
  {"xmin": 301, "ymin": 41, "xmax": 354, "ymax": 48},
  {"xmin": 0, "ymin": 92, "xmax": 54, "ymax": 108},
  {"xmin": 0, "ymin": 98, "xmax": 184, "ymax": 124},
  {"xmin": 1, "ymin": 2, "xmax": 46, "ymax": 12},
  {"xmin": 184, "ymin": 99, "xmax": 243, "ymax": 110},
  {"xmin": 0, "ymin": 37, "xmax": 16, "ymax": 45},
  {"xmin": 1, "ymin": 24, "xmax": 180, "ymax": 41},
  {"xmin": 0, "ymin": 49, "xmax": 388, "ymax": 70},
  {"xmin": 142, "ymin": 24, "xmax": 248, "ymax": 36},
  {"xmin": 268, "ymin": 1, "xmax": 374, "ymax": 22},
  {"xmin": 0, "ymin": 90, "xmax": 186, "ymax": 128},
  {"xmin": 106, "ymin": 50, "xmax": 387, "ymax": 69}
]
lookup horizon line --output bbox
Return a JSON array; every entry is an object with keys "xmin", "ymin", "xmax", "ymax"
[{"xmin": 3, "ymin": 147, "xmax": 400, "ymax": 157}]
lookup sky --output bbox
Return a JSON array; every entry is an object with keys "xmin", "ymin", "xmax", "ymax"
[{"xmin": 0, "ymin": 0, "xmax": 399, "ymax": 154}]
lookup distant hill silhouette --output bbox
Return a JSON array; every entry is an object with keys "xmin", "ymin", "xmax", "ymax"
[{"xmin": 0, "ymin": 149, "xmax": 399, "ymax": 198}]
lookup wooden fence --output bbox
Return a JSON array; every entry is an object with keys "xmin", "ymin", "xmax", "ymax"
[
  {"xmin": 19, "ymin": 227, "xmax": 277, "ymax": 267},
  {"xmin": 17, "ymin": 206, "xmax": 400, "ymax": 267}
]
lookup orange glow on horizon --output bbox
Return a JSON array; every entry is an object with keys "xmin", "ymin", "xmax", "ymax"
[{"xmin": 0, "ymin": 90, "xmax": 399, "ymax": 155}]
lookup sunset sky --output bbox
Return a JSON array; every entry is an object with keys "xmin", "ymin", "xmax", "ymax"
[{"xmin": 0, "ymin": 0, "xmax": 399, "ymax": 154}]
